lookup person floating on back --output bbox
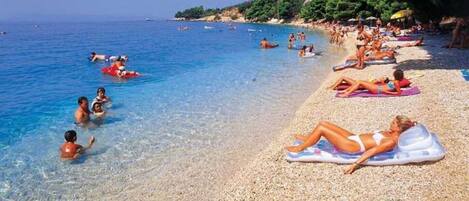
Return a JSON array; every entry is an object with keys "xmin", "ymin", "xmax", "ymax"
[{"xmin": 60, "ymin": 130, "xmax": 95, "ymax": 160}]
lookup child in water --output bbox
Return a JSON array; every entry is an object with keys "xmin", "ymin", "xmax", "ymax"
[
  {"xmin": 92, "ymin": 102, "xmax": 106, "ymax": 119},
  {"xmin": 93, "ymin": 87, "xmax": 111, "ymax": 107},
  {"xmin": 60, "ymin": 130, "xmax": 95, "ymax": 160}
]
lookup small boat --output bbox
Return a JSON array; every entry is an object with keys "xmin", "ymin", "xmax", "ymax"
[{"xmin": 204, "ymin": 26, "xmax": 215, "ymax": 30}]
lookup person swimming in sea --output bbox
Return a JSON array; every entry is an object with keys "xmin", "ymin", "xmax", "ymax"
[
  {"xmin": 89, "ymin": 52, "xmax": 109, "ymax": 62},
  {"xmin": 298, "ymin": 46, "xmax": 307, "ymax": 57},
  {"xmin": 75, "ymin": 96, "xmax": 91, "ymax": 126},
  {"xmin": 60, "ymin": 130, "xmax": 95, "ymax": 160},
  {"xmin": 260, "ymin": 38, "xmax": 278, "ymax": 48},
  {"xmin": 90, "ymin": 52, "xmax": 128, "ymax": 62}
]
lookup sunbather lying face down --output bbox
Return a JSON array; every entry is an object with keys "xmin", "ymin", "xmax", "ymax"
[{"xmin": 286, "ymin": 115, "xmax": 416, "ymax": 174}]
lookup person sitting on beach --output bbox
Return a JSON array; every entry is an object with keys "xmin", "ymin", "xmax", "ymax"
[
  {"xmin": 335, "ymin": 68, "xmax": 403, "ymax": 97},
  {"xmin": 93, "ymin": 87, "xmax": 111, "ymax": 106},
  {"xmin": 60, "ymin": 130, "xmax": 96, "ymax": 160},
  {"xmin": 329, "ymin": 69, "xmax": 409, "ymax": 91},
  {"xmin": 75, "ymin": 96, "xmax": 91, "ymax": 126},
  {"xmin": 286, "ymin": 115, "xmax": 416, "ymax": 174}
]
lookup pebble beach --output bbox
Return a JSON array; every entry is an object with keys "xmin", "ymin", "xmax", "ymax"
[{"xmin": 219, "ymin": 29, "xmax": 469, "ymax": 200}]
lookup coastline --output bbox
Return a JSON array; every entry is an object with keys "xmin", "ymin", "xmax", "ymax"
[{"xmin": 218, "ymin": 25, "xmax": 469, "ymax": 200}]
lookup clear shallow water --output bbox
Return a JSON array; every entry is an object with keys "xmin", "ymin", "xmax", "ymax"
[{"xmin": 0, "ymin": 21, "xmax": 347, "ymax": 199}]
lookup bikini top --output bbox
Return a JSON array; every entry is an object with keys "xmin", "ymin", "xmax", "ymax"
[{"xmin": 387, "ymin": 81, "xmax": 396, "ymax": 90}]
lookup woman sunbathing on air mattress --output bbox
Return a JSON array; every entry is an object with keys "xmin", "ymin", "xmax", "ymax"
[
  {"xmin": 328, "ymin": 69, "xmax": 409, "ymax": 91},
  {"xmin": 286, "ymin": 115, "xmax": 416, "ymax": 174}
]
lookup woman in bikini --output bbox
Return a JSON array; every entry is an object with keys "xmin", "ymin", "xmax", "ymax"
[
  {"xmin": 329, "ymin": 69, "xmax": 406, "ymax": 91},
  {"xmin": 334, "ymin": 68, "xmax": 403, "ymax": 97},
  {"xmin": 354, "ymin": 24, "xmax": 372, "ymax": 69},
  {"xmin": 286, "ymin": 115, "xmax": 416, "ymax": 174}
]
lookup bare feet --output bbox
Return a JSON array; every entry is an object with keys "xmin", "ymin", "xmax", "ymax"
[
  {"xmin": 286, "ymin": 146, "xmax": 305, "ymax": 153},
  {"xmin": 294, "ymin": 134, "xmax": 308, "ymax": 142},
  {"xmin": 338, "ymin": 93, "xmax": 349, "ymax": 98}
]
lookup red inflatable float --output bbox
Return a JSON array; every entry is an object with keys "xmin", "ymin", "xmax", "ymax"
[{"xmin": 101, "ymin": 66, "xmax": 140, "ymax": 79}]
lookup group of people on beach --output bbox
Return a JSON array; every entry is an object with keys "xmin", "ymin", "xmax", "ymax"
[{"xmin": 284, "ymin": 19, "xmax": 450, "ymax": 174}]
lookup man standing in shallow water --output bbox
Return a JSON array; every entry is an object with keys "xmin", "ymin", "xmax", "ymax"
[{"xmin": 75, "ymin": 96, "xmax": 90, "ymax": 126}]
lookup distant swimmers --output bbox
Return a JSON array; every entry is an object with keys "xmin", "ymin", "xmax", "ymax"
[
  {"xmin": 60, "ymin": 130, "xmax": 95, "ymax": 160},
  {"xmin": 178, "ymin": 26, "xmax": 189, "ymax": 31}
]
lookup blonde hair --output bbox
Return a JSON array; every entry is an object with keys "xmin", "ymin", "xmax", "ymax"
[{"xmin": 396, "ymin": 115, "xmax": 416, "ymax": 133}]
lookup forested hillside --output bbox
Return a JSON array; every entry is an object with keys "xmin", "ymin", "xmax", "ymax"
[{"xmin": 175, "ymin": 0, "xmax": 468, "ymax": 22}]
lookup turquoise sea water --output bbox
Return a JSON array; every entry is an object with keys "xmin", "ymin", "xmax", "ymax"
[{"xmin": 0, "ymin": 21, "xmax": 347, "ymax": 199}]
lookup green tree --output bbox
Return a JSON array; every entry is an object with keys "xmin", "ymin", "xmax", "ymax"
[
  {"xmin": 174, "ymin": 6, "xmax": 205, "ymax": 19},
  {"xmin": 245, "ymin": 0, "xmax": 277, "ymax": 22},
  {"xmin": 278, "ymin": 0, "xmax": 305, "ymax": 19},
  {"xmin": 366, "ymin": 0, "xmax": 409, "ymax": 21},
  {"xmin": 300, "ymin": 0, "xmax": 326, "ymax": 21},
  {"xmin": 324, "ymin": 0, "xmax": 339, "ymax": 20}
]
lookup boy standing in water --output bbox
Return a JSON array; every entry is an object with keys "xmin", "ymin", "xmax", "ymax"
[{"xmin": 60, "ymin": 130, "xmax": 95, "ymax": 160}]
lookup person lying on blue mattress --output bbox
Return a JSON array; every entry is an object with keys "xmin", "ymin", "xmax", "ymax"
[{"xmin": 286, "ymin": 115, "xmax": 416, "ymax": 174}]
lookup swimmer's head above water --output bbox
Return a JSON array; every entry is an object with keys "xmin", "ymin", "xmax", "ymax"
[
  {"xmin": 64, "ymin": 130, "xmax": 77, "ymax": 142},
  {"xmin": 78, "ymin": 96, "xmax": 89, "ymax": 108}
]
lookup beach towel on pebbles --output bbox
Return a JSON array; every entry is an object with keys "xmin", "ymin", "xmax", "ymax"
[{"xmin": 336, "ymin": 86, "xmax": 421, "ymax": 98}]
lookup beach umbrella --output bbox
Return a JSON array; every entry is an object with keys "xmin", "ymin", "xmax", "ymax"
[
  {"xmin": 391, "ymin": 9, "xmax": 413, "ymax": 20},
  {"xmin": 348, "ymin": 18, "xmax": 357, "ymax": 22},
  {"xmin": 366, "ymin": 16, "xmax": 377, "ymax": 21}
]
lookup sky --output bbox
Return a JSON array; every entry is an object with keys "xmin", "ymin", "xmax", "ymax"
[{"xmin": 0, "ymin": 0, "xmax": 246, "ymax": 22}]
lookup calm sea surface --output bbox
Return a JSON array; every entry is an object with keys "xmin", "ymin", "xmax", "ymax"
[{"xmin": 0, "ymin": 21, "xmax": 347, "ymax": 199}]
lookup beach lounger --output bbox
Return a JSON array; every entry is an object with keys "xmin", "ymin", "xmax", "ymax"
[
  {"xmin": 335, "ymin": 86, "xmax": 420, "ymax": 98},
  {"xmin": 286, "ymin": 124, "xmax": 446, "ymax": 166},
  {"xmin": 333, "ymin": 58, "xmax": 396, "ymax": 71}
]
